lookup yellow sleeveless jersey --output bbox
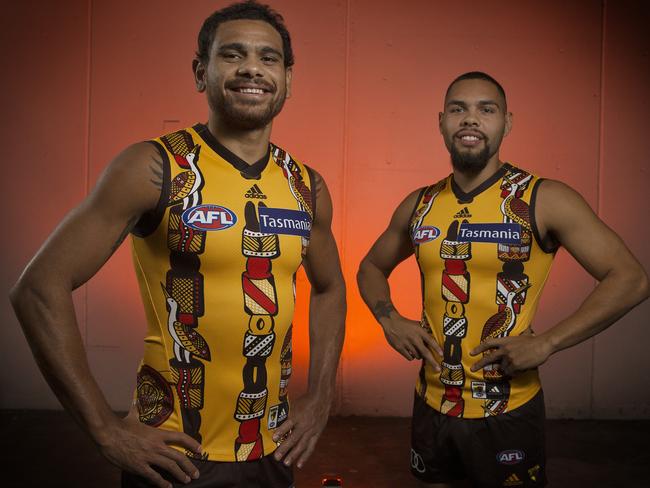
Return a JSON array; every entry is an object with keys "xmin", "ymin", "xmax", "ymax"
[
  {"xmin": 409, "ymin": 163, "xmax": 556, "ymax": 418},
  {"xmin": 130, "ymin": 124, "xmax": 314, "ymax": 461}
]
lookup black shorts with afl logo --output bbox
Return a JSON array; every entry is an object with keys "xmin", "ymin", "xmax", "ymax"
[
  {"xmin": 121, "ymin": 454, "xmax": 294, "ymax": 488},
  {"xmin": 410, "ymin": 390, "xmax": 546, "ymax": 487}
]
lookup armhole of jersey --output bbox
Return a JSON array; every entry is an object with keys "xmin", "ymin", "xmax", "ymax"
[
  {"xmin": 530, "ymin": 178, "xmax": 559, "ymax": 254},
  {"xmin": 408, "ymin": 187, "xmax": 428, "ymax": 227},
  {"xmin": 305, "ymin": 164, "xmax": 317, "ymax": 221},
  {"xmin": 131, "ymin": 140, "xmax": 171, "ymax": 238}
]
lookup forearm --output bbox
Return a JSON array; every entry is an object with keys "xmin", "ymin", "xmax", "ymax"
[
  {"xmin": 10, "ymin": 277, "xmax": 117, "ymax": 445},
  {"xmin": 541, "ymin": 266, "xmax": 649, "ymax": 354},
  {"xmin": 305, "ymin": 282, "xmax": 346, "ymax": 401},
  {"xmin": 357, "ymin": 258, "xmax": 398, "ymax": 326}
]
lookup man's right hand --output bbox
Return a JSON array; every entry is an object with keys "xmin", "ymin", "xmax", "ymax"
[
  {"xmin": 99, "ymin": 410, "xmax": 202, "ymax": 488},
  {"xmin": 380, "ymin": 314, "xmax": 442, "ymax": 369}
]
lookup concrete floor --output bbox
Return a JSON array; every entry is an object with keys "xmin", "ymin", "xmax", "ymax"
[{"xmin": 1, "ymin": 411, "xmax": 649, "ymax": 487}]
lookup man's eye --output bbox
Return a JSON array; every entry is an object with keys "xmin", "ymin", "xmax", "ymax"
[
  {"xmin": 482, "ymin": 107, "xmax": 495, "ymax": 113},
  {"xmin": 261, "ymin": 56, "xmax": 278, "ymax": 63},
  {"xmin": 449, "ymin": 107, "xmax": 463, "ymax": 113},
  {"xmin": 222, "ymin": 52, "xmax": 240, "ymax": 60}
]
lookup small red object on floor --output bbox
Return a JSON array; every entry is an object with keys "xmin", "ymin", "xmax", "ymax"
[{"xmin": 321, "ymin": 475, "xmax": 343, "ymax": 486}]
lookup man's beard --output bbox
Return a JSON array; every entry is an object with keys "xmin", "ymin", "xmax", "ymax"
[
  {"xmin": 450, "ymin": 143, "xmax": 492, "ymax": 176},
  {"xmin": 209, "ymin": 87, "xmax": 287, "ymax": 131}
]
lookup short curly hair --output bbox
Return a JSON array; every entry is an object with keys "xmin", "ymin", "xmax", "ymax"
[{"xmin": 196, "ymin": 0, "xmax": 294, "ymax": 67}]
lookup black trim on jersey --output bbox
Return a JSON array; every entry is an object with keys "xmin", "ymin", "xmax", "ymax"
[
  {"xmin": 132, "ymin": 140, "xmax": 171, "ymax": 238},
  {"xmin": 409, "ymin": 187, "xmax": 428, "ymax": 224},
  {"xmin": 450, "ymin": 163, "xmax": 511, "ymax": 203},
  {"xmin": 193, "ymin": 123, "xmax": 269, "ymax": 179},
  {"xmin": 530, "ymin": 178, "xmax": 559, "ymax": 254},
  {"xmin": 305, "ymin": 165, "xmax": 317, "ymax": 222},
  {"xmin": 408, "ymin": 186, "xmax": 429, "ymax": 240}
]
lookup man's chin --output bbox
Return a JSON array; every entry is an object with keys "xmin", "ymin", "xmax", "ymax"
[
  {"xmin": 221, "ymin": 99, "xmax": 286, "ymax": 131},
  {"xmin": 450, "ymin": 147, "xmax": 491, "ymax": 175},
  {"xmin": 222, "ymin": 107, "xmax": 276, "ymax": 130}
]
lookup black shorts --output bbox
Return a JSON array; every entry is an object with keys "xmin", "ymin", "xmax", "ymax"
[
  {"xmin": 121, "ymin": 454, "xmax": 294, "ymax": 488},
  {"xmin": 410, "ymin": 390, "xmax": 546, "ymax": 487}
]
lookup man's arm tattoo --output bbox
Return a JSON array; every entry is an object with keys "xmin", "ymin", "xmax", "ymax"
[
  {"xmin": 149, "ymin": 154, "xmax": 164, "ymax": 190},
  {"xmin": 373, "ymin": 300, "xmax": 395, "ymax": 320},
  {"xmin": 110, "ymin": 216, "xmax": 138, "ymax": 254}
]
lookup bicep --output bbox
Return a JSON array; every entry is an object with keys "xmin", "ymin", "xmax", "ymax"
[
  {"xmin": 302, "ymin": 170, "xmax": 343, "ymax": 292},
  {"xmin": 538, "ymin": 180, "xmax": 638, "ymax": 280},
  {"xmin": 22, "ymin": 142, "xmax": 163, "ymax": 290},
  {"xmin": 362, "ymin": 190, "xmax": 420, "ymax": 277}
]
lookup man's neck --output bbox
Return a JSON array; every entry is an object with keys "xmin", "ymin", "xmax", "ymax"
[
  {"xmin": 208, "ymin": 115, "xmax": 272, "ymax": 165},
  {"xmin": 452, "ymin": 156, "xmax": 504, "ymax": 194}
]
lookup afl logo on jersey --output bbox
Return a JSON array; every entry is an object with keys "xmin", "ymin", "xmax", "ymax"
[
  {"xmin": 181, "ymin": 204, "xmax": 237, "ymax": 231},
  {"xmin": 412, "ymin": 226, "xmax": 441, "ymax": 244},
  {"xmin": 497, "ymin": 449, "xmax": 525, "ymax": 465}
]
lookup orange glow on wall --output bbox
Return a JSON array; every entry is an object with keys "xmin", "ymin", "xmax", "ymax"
[{"xmin": 2, "ymin": 0, "xmax": 649, "ymax": 418}]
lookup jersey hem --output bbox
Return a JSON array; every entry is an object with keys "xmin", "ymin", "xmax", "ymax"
[
  {"xmin": 418, "ymin": 380, "xmax": 543, "ymax": 418},
  {"xmin": 170, "ymin": 444, "xmax": 279, "ymax": 462}
]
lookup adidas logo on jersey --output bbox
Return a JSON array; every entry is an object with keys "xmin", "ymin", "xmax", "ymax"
[
  {"xmin": 245, "ymin": 184, "xmax": 267, "ymax": 199},
  {"xmin": 503, "ymin": 473, "xmax": 523, "ymax": 486},
  {"xmin": 454, "ymin": 207, "xmax": 472, "ymax": 218}
]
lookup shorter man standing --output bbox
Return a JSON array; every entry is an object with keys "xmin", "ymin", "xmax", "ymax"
[{"xmin": 357, "ymin": 71, "xmax": 648, "ymax": 487}]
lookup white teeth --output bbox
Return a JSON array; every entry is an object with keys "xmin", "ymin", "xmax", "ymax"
[
  {"xmin": 462, "ymin": 135, "xmax": 479, "ymax": 141},
  {"xmin": 238, "ymin": 88, "xmax": 264, "ymax": 94}
]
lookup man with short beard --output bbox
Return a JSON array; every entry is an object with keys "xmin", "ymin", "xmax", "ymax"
[
  {"xmin": 357, "ymin": 71, "xmax": 648, "ymax": 487},
  {"xmin": 10, "ymin": 2, "xmax": 345, "ymax": 487}
]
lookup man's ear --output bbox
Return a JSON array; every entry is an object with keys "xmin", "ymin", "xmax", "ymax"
[
  {"xmin": 285, "ymin": 66, "xmax": 293, "ymax": 99},
  {"xmin": 504, "ymin": 111, "xmax": 513, "ymax": 137},
  {"xmin": 193, "ymin": 58, "xmax": 206, "ymax": 93},
  {"xmin": 438, "ymin": 111, "xmax": 444, "ymax": 134}
]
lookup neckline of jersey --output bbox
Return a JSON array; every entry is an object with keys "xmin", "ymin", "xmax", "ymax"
[
  {"xmin": 193, "ymin": 123, "xmax": 270, "ymax": 179},
  {"xmin": 450, "ymin": 162, "xmax": 513, "ymax": 202}
]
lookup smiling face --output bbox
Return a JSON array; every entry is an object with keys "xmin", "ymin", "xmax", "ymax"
[
  {"xmin": 439, "ymin": 78, "xmax": 512, "ymax": 175},
  {"xmin": 194, "ymin": 19, "xmax": 292, "ymax": 131}
]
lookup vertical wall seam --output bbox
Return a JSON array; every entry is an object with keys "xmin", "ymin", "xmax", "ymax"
[
  {"xmin": 82, "ymin": 0, "xmax": 94, "ymax": 347},
  {"xmin": 591, "ymin": 0, "xmax": 607, "ymax": 419},
  {"xmin": 335, "ymin": 0, "xmax": 352, "ymax": 414}
]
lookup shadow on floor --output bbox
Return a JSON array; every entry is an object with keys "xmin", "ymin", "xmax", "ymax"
[{"xmin": 1, "ymin": 411, "xmax": 648, "ymax": 487}]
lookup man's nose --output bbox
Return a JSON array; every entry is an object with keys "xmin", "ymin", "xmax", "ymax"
[
  {"xmin": 461, "ymin": 109, "xmax": 479, "ymax": 126},
  {"xmin": 237, "ymin": 57, "xmax": 264, "ymax": 78}
]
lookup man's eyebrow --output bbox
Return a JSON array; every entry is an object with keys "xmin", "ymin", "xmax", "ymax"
[
  {"xmin": 446, "ymin": 99, "xmax": 502, "ymax": 109},
  {"xmin": 217, "ymin": 42, "xmax": 246, "ymax": 52}
]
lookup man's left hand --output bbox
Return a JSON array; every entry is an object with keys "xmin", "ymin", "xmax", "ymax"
[
  {"xmin": 272, "ymin": 394, "xmax": 330, "ymax": 469},
  {"xmin": 469, "ymin": 334, "xmax": 553, "ymax": 376}
]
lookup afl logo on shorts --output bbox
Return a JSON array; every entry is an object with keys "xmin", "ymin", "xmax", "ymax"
[
  {"xmin": 497, "ymin": 449, "xmax": 525, "ymax": 465},
  {"xmin": 412, "ymin": 226, "xmax": 441, "ymax": 244},
  {"xmin": 181, "ymin": 204, "xmax": 237, "ymax": 231}
]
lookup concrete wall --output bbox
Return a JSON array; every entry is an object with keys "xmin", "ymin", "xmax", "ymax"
[{"xmin": 2, "ymin": 0, "xmax": 648, "ymax": 417}]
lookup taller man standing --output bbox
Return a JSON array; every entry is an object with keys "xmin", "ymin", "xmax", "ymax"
[
  {"xmin": 11, "ymin": 2, "xmax": 346, "ymax": 487},
  {"xmin": 357, "ymin": 71, "xmax": 648, "ymax": 487}
]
